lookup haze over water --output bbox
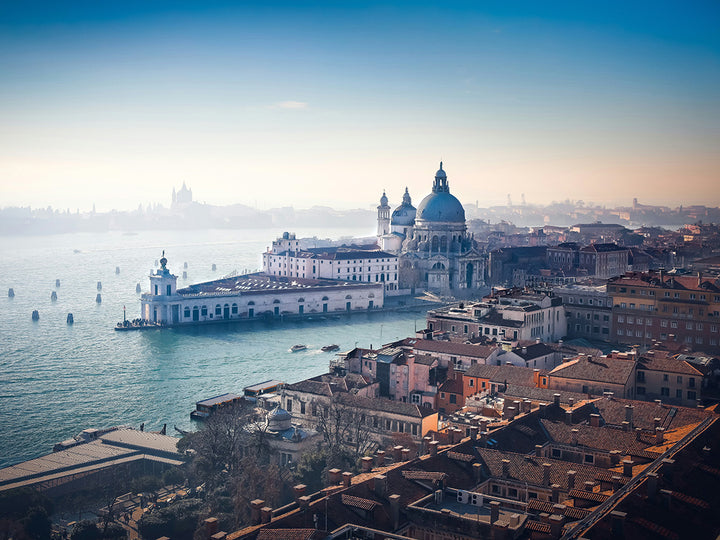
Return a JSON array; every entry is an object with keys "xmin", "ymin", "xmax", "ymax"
[{"xmin": 0, "ymin": 228, "xmax": 423, "ymax": 467}]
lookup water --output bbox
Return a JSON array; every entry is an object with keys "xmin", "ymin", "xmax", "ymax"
[{"xmin": 0, "ymin": 228, "xmax": 424, "ymax": 467}]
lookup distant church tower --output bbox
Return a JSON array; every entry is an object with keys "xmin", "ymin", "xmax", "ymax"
[{"xmin": 377, "ymin": 191, "xmax": 390, "ymax": 236}]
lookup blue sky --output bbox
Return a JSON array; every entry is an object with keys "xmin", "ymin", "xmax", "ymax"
[{"xmin": 1, "ymin": 1, "xmax": 718, "ymax": 211}]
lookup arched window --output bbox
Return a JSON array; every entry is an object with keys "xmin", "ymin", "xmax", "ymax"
[
  {"xmin": 273, "ymin": 299, "xmax": 280, "ymax": 304},
  {"xmin": 368, "ymin": 293, "xmax": 375, "ymax": 298},
  {"xmin": 184, "ymin": 307, "xmax": 190, "ymax": 318},
  {"xmin": 201, "ymin": 306, "xmax": 208, "ymax": 316},
  {"xmin": 440, "ymin": 236, "xmax": 447, "ymax": 251},
  {"xmin": 432, "ymin": 262, "xmax": 446, "ymax": 270},
  {"xmin": 215, "ymin": 304, "xmax": 222, "ymax": 315},
  {"xmin": 248, "ymin": 301, "xmax": 255, "ymax": 306},
  {"xmin": 322, "ymin": 296, "xmax": 329, "ymax": 301},
  {"xmin": 345, "ymin": 294, "xmax": 352, "ymax": 299},
  {"xmin": 298, "ymin": 298, "xmax": 305, "ymax": 303},
  {"xmin": 431, "ymin": 236, "xmax": 439, "ymax": 252},
  {"xmin": 231, "ymin": 303, "xmax": 238, "ymax": 314}
]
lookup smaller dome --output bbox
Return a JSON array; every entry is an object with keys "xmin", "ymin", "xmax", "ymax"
[
  {"xmin": 380, "ymin": 191, "xmax": 388, "ymax": 206},
  {"xmin": 267, "ymin": 406, "xmax": 292, "ymax": 431},
  {"xmin": 435, "ymin": 162, "xmax": 446, "ymax": 179}
]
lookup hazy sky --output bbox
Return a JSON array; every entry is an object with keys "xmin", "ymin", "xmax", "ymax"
[{"xmin": 1, "ymin": 1, "xmax": 719, "ymax": 212}]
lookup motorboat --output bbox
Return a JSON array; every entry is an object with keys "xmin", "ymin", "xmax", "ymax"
[
  {"xmin": 290, "ymin": 344, "xmax": 307, "ymax": 352},
  {"xmin": 321, "ymin": 344, "xmax": 340, "ymax": 352}
]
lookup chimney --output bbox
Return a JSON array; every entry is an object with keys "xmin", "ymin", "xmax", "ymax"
[
  {"xmin": 551, "ymin": 484, "xmax": 561, "ymax": 503},
  {"xmin": 654, "ymin": 417, "xmax": 661, "ymax": 430},
  {"xmin": 611, "ymin": 475, "xmax": 622, "ymax": 492},
  {"xmin": 250, "ymin": 500, "xmax": 265, "ymax": 524},
  {"xmin": 522, "ymin": 346, "xmax": 527, "ymax": 355},
  {"xmin": 429, "ymin": 440, "xmax": 439, "ymax": 457},
  {"xmin": 361, "ymin": 456, "xmax": 373, "ymax": 472},
  {"xmin": 375, "ymin": 450, "xmax": 386, "ymax": 466},
  {"xmin": 566, "ymin": 470, "xmax": 576, "ymax": 491},
  {"xmin": 402, "ymin": 447, "xmax": 411, "ymax": 461},
  {"xmin": 393, "ymin": 445, "xmax": 403, "ymax": 461},
  {"xmin": 535, "ymin": 444, "xmax": 543, "ymax": 457},
  {"xmin": 260, "ymin": 506, "xmax": 272, "ymax": 524},
  {"xmin": 565, "ymin": 410, "xmax": 573, "ymax": 425},
  {"xmin": 625, "ymin": 405, "xmax": 634, "ymax": 428},
  {"xmin": 549, "ymin": 514, "xmax": 565, "ymax": 539},
  {"xmin": 590, "ymin": 414, "xmax": 600, "ymax": 427},
  {"xmin": 505, "ymin": 406, "xmax": 517, "ymax": 420},
  {"xmin": 568, "ymin": 397, "xmax": 574, "ymax": 408},
  {"xmin": 480, "ymin": 419, "xmax": 489, "ymax": 432},
  {"xmin": 299, "ymin": 495, "xmax": 311, "ymax": 509},
  {"xmin": 553, "ymin": 393, "xmax": 561, "ymax": 406},
  {"xmin": 571, "ymin": 429, "xmax": 579, "ymax": 446},
  {"xmin": 646, "ymin": 472, "xmax": 659, "ymax": 500},
  {"xmin": 523, "ymin": 399, "xmax": 532, "ymax": 413},
  {"xmin": 623, "ymin": 459, "xmax": 635, "ymax": 477},
  {"xmin": 660, "ymin": 489, "xmax": 672, "ymax": 510},
  {"xmin": 621, "ymin": 421, "xmax": 630, "ymax": 432},
  {"xmin": 609, "ymin": 450, "xmax": 621, "ymax": 465},
  {"xmin": 635, "ymin": 427, "xmax": 643, "ymax": 441},
  {"xmin": 210, "ymin": 533, "xmax": 227, "ymax": 540},
  {"xmin": 293, "ymin": 484, "xmax": 307, "ymax": 501},
  {"xmin": 389, "ymin": 494, "xmax": 401, "ymax": 530},
  {"xmin": 470, "ymin": 425, "xmax": 479, "ymax": 440},
  {"xmin": 655, "ymin": 427, "xmax": 665, "ymax": 445},
  {"xmin": 421, "ymin": 437, "xmax": 431, "ymax": 455},
  {"xmin": 584, "ymin": 481, "xmax": 595, "ymax": 492},
  {"xmin": 610, "ymin": 511, "xmax": 626, "ymax": 537},
  {"xmin": 204, "ymin": 517, "xmax": 218, "ymax": 538},
  {"xmin": 473, "ymin": 462, "xmax": 483, "ymax": 481},
  {"xmin": 374, "ymin": 474, "xmax": 387, "ymax": 497},
  {"xmin": 502, "ymin": 459, "xmax": 510, "ymax": 477},
  {"xmin": 543, "ymin": 463, "xmax": 552, "ymax": 486},
  {"xmin": 490, "ymin": 500, "xmax": 500, "ymax": 523},
  {"xmin": 342, "ymin": 471, "xmax": 352, "ymax": 487},
  {"xmin": 328, "ymin": 468, "xmax": 342, "ymax": 485}
]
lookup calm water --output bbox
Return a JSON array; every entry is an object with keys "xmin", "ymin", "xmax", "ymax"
[{"xmin": 0, "ymin": 228, "xmax": 424, "ymax": 467}]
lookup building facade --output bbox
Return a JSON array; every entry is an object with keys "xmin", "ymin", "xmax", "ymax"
[
  {"xmin": 607, "ymin": 271, "xmax": 720, "ymax": 352},
  {"xmin": 553, "ymin": 283, "xmax": 613, "ymax": 340},
  {"xmin": 140, "ymin": 254, "xmax": 385, "ymax": 325},
  {"xmin": 378, "ymin": 163, "xmax": 485, "ymax": 293}
]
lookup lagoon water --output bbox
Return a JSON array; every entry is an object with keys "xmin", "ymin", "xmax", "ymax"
[{"xmin": 0, "ymin": 228, "xmax": 425, "ymax": 467}]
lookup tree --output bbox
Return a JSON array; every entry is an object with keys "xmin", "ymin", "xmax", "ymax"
[{"xmin": 315, "ymin": 394, "xmax": 374, "ymax": 461}]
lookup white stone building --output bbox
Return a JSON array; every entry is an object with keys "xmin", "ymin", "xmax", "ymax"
[{"xmin": 140, "ymin": 253, "xmax": 385, "ymax": 325}]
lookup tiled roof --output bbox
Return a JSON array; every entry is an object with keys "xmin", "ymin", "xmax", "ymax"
[
  {"xmin": 439, "ymin": 376, "xmax": 464, "ymax": 395},
  {"xmin": 446, "ymin": 451, "xmax": 474, "ymax": 462},
  {"xmin": 464, "ymin": 364, "xmax": 538, "ymax": 387},
  {"xmin": 413, "ymin": 354, "xmax": 437, "ymax": 366},
  {"xmin": 527, "ymin": 500, "xmax": 591, "ymax": 520},
  {"xmin": 401, "ymin": 339, "xmax": 498, "ymax": 359},
  {"xmin": 256, "ymin": 530, "xmax": 317, "ymax": 540},
  {"xmin": 401, "ymin": 470, "xmax": 447, "ymax": 481},
  {"xmin": 549, "ymin": 355, "xmax": 635, "ymax": 385},
  {"xmin": 512, "ymin": 342, "xmax": 556, "ymax": 361},
  {"xmin": 541, "ymin": 419, "xmax": 659, "ymax": 455},
  {"xmin": 341, "ymin": 494, "xmax": 378, "ymax": 511},
  {"xmin": 335, "ymin": 393, "xmax": 437, "ymax": 418},
  {"xmin": 285, "ymin": 380, "xmax": 333, "ymax": 397},
  {"xmin": 475, "ymin": 448, "xmax": 610, "ymax": 491},
  {"xmin": 593, "ymin": 397, "xmax": 709, "ymax": 432},
  {"xmin": 637, "ymin": 353, "xmax": 703, "ymax": 376},
  {"xmin": 502, "ymin": 385, "xmax": 588, "ymax": 405},
  {"xmin": 568, "ymin": 489, "xmax": 610, "ymax": 503}
]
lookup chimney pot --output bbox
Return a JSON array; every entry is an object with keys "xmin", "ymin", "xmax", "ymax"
[
  {"xmin": 393, "ymin": 445, "xmax": 403, "ymax": 461},
  {"xmin": 623, "ymin": 459, "xmax": 635, "ymax": 477},
  {"xmin": 571, "ymin": 428, "xmax": 579, "ymax": 446},
  {"xmin": 566, "ymin": 470, "xmax": 576, "ymax": 490},
  {"xmin": 535, "ymin": 444, "xmax": 543, "ymax": 457},
  {"xmin": 590, "ymin": 413, "xmax": 600, "ymax": 427},
  {"xmin": 342, "ymin": 471, "xmax": 352, "ymax": 487},
  {"xmin": 374, "ymin": 474, "xmax": 387, "ymax": 497},
  {"xmin": 402, "ymin": 447, "xmax": 411, "ymax": 461},
  {"xmin": 490, "ymin": 500, "xmax": 500, "ymax": 523},
  {"xmin": 553, "ymin": 393, "xmax": 561, "ymax": 406},
  {"xmin": 204, "ymin": 517, "xmax": 218, "ymax": 537},
  {"xmin": 250, "ymin": 500, "xmax": 265, "ymax": 525},
  {"xmin": 429, "ymin": 440, "xmax": 439, "ymax": 456},
  {"xmin": 584, "ymin": 481, "xmax": 595, "ymax": 492},
  {"xmin": 361, "ymin": 456, "xmax": 373, "ymax": 472},
  {"xmin": 611, "ymin": 475, "xmax": 622, "ymax": 492},
  {"xmin": 502, "ymin": 459, "xmax": 511, "ymax": 477},
  {"xmin": 260, "ymin": 506, "xmax": 272, "ymax": 524},
  {"xmin": 375, "ymin": 450, "xmax": 386, "ymax": 466},
  {"xmin": 543, "ymin": 463, "xmax": 552, "ymax": 486},
  {"xmin": 655, "ymin": 427, "xmax": 665, "ymax": 445}
]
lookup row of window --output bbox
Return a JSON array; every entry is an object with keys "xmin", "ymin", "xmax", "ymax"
[{"xmin": 636, "ymin": 387, "xmax": 697, "ymax": 400}]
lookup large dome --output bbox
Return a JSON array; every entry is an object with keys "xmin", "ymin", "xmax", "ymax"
[
  {"xmin": 416, "ymin": 192, "xmax": 465, "ymax": 223},
  {"xmin": 416, "ymin": 163, "xmax": 465, "ymax": 223}
]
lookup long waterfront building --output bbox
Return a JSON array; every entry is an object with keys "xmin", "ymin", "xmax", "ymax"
[{"xmin": 140, "ymin": 253, "xmax": 384, "ymax": 326}]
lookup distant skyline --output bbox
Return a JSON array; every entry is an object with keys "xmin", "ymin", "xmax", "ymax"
[{"xmin": 1, "ymin": 1, "xmax": 719, "ymax": 212}]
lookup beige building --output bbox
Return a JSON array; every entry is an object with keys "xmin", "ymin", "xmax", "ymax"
[{"xmin": 548, "ymin": 353, "xmax": 637, "ymax": 399}]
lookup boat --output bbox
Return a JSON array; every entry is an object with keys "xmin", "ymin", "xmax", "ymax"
[
  {"xmin": 321, "ymin": 344, "xmax": 340, "ymax": 352},
  {"xmin": 290, "ymin": 344, "xmax": 307, "ymax": 352}
]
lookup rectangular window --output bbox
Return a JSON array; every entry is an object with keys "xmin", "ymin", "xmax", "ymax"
[
  {"xmin": 688, "ymin": 390, "xmax": 697, "ymax": 400},
  {"xmin": 676, "ymin": 389, "xmax": 683, "ymax": 399},
  {"xmin": 584, "ymin": 454, "xmax": 595, "ymax": 464},
  {"xmin": 661, "ymin": 387, "xmax": 670, "ymax": 396}
]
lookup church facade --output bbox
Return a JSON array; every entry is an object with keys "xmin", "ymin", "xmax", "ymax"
[{"xmin": 378, "ymin": 163, "xmax": 485, "ymax": 294}]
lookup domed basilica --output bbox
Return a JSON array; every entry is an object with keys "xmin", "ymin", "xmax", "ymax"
[{"xmin": 377, "ymin": 163, "xmax": 484, "ymax": 293}]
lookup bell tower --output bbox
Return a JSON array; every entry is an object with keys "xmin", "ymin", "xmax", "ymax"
[{"xmin": 377, "ymin": 191, "xmax": 390, "ymax": 237}]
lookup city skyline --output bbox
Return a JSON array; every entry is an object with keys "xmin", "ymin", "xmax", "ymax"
[{"xmin": 1, "ymin": 1, "xmax": 719, "ymax": 212}]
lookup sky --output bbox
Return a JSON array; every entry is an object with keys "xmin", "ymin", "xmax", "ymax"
[{"xmin": 1, "ymin": 1, "xmax": 719, "ymax": 212}]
